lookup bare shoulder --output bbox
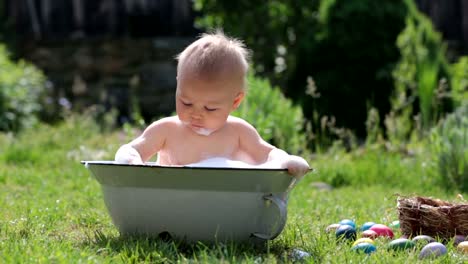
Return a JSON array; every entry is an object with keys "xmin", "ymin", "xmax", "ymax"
[
  {"xmin": 226, "ymin": 116, "xmax": 259, "ymax": 137},
  {"xmin": 226, "ymin": 115, "xmax": 254, "ymax": 129},
  {"xmin": 144, "ymin": 116, "xmax": 180, "ymax": 133}
]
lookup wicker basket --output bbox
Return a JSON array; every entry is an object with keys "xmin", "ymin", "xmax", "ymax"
[{"xmin": 397, "ymin": 196, "xmax": 468, "ymax": 239}]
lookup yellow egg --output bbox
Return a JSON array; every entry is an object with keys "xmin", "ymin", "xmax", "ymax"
[
  {"xmin": 458, "ymin": 241, "xmax": 468, "ymax": 253},
  {"xmin": 353, "ymin": 237, "xmax": 375, "ymax": 247}
]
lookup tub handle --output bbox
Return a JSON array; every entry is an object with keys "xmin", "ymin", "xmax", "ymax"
[{"xmin": 252, "ymin": 194, "xmax": 287, "ymax": 240}]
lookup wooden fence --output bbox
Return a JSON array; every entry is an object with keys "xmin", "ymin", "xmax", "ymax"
[{"xmin": 3, "ymin": 0, "xmax": 197, "ymax": 38}]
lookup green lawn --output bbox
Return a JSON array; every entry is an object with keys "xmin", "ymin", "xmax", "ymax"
[{"xmin": 0, "ymin": 117, "xmax": 466, "ymax": 263}]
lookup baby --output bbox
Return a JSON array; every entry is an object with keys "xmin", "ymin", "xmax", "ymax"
[{"xmin": 115, "ymin": 31, "xmax": 310, "ymax": 178}]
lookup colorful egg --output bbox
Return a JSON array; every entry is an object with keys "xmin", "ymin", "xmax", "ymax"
[
  {"xmin": 457, "ymin": 241, "xmax": 468, "ymax": 253},
  {"xmin": 454, "ymin": 235, "xmax": 467, "ymax": 246},
  {"xmin": 326, "ymin": 223, "xmax": 341, "ymax": 233},
  {"xmin": 387, "ymin": 238, "xmax": 415, "ymax": 251},
  {"xmin": 335, "ymin": 225, "xmax": 356, "ymax": 241},
  {"xmin": 419, "ymin": 242, "xmax": 447, "ymax": 259},
  {"xmin": 369, "ymin": 224, "xmax": 394, "ymax": 239},
  {"xmin": 362, "ymin": 230, "xmax": 378, "ymax": 239},
  {"xmin": 352, "ymin": 238, "xmax": 374, "ymax": 247},
  {"xmin": 360, "ymin": 222, "xmax": 376, "ymax": 231},
  {"xmin": 339, "ymin": 219, "xmax": 356, "ymax": 229},
  {"xmin": 412, "ymin": 235, "xmax": 435, "ymax": 246},
  {"xmin": 351, "ymin": 243, "xmax": 377, "ymax": 254},
  {"xmin": 389, "ymin": 220, "xmax": 400, "ymax": 229}
]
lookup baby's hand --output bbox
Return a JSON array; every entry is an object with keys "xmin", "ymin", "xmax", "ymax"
[
  {"xmin": 284, "ymin": 155, "xmax": 310, "ymax": 178},
  {"xmin": 115, "ymin": 144, "xmax": 144, "ymax": 165}
]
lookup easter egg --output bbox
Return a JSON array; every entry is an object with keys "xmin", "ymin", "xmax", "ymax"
[
  {"xmin": 412, "ymin": 235, "xmax": 435, "ymax": 246},
  {"xmin": 326, "ymin": 223, "xmax": 341, "ymax": 233},
  {"xmin": 352, "ymin": 238, "xmax": 374, "ymax": 247},
  {"xmin": 418, "ymin": 242, "xmax": 447, "ymax": 259},
  {"xmin": 387, "ymin": 238, "xmax": 415, "ymax": 251},
  {"xmin": 351, "ymin": 243, "xmax": 377, "ymax": 254},
  {"xmin": 360, "ymin": 222, "xmax": 376, "ymax": 231},
  {"xmin": 335, "ymin": 225, "xmax": 356, "ymax": 241},
  {"xmin": 339, "ymin": 219, "xmax": 356, "ymax": 229},
  {"xmin": 454, "ymin": 235, "xmax": 467, "ymax": 246},
  {"xmin": 457, "ymin": 241, "xmax": 468, "ymax": 253},
  {"xmin": 369, "ymin": 224, "xmax": 394, "ymax": 239},
  {"xmin": 362, "ymin": 230, "xmax": 378, "ymax": 239},
  {"xmin": 389, "ymin": 220, "xmax": 400, "ymax": 229}
]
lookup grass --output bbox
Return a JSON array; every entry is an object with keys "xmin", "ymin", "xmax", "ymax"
[{"xmin": 0, "ymin": 115, "xmax": 467, "ymax": 263}]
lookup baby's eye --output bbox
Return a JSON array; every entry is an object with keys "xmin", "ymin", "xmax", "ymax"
[
  {"xmin": 205, "ymin": 107, "xmax": 217, "ymax": 112},
  {"xmin": 182, "ymin": 101, "xmax": 192, "ymax": 106}
]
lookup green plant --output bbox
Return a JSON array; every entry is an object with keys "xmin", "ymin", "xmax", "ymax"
[
  {"xmin": 450, "ymin": 56, "xmax": 468, "ymax": 107},
  {"xmin": 391, "ymin": 0, "xmax": 451, "ymax": 136},
  {"xmin": 365, "ymin": 107, "xmax": 383, "ymax": 146},
  {"xmin": 0, "ymin": 44, "xmax": 46, "ymax": 132},
  {"xmin": 233, "ymin": 73, "xmax": 308, "ymax": 155},
  {"xmin": 429, "ymin": 103, "xmax": 468, "ymax": 193},
  {"xmin": 194, "ymin": 0, "xmax": 408, "ymax": 137}
]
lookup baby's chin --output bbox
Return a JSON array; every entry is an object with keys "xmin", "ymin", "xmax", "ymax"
[
  {"xmin": 181, "ymin": 121, "xmax": 214, "ymax": 136},
  {"xmin": 192, "ymin": 127, "xmax": 214, "ymax": 136}
]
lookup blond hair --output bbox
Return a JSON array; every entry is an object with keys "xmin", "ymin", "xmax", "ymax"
[{"xmin": 176, "ymin": 31, "xmax": 250, "ymax": 89}]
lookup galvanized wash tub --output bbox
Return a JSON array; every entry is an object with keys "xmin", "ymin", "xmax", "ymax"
[{"xmin": 82, "ymin": 160, "xmax": 299, "ymax": 243}]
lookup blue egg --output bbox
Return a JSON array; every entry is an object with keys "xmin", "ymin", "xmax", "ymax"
[
  {"xmin": 360, "ymin": 222, "xmax": 376, "ymax": 231},
  {"xmin": 339, "ymin": 219, "xmax": 356, "ymax": 228},
  {"xmin": 335, "ymin": 225, "xmax": 356, "ymax": 241},
  {"xmin": 351, "ymin": 243, "xmax": 377, "ymax": 254}
]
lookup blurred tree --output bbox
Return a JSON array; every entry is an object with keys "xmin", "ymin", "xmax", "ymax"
[{"xmin": 194, "ymin": 0, "xmax": 408, "ymax": 137}]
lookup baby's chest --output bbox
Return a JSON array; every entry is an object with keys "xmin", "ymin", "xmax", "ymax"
[{"xmin": 167, "ymin": 137, "xmax": 240, "ymax": 164}]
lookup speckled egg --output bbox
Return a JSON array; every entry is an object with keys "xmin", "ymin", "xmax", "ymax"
[
  {"xmin": 457, "ymin": 241, "xmax": 468, "ymax": 253},
  {"xmin": 326, "ymin": 223, "xmax": 341, "ymax": 233},
  {"xmin": 412, "ymin": 235, "xmax": 436, "ymax": 246},
  {"xmin": 418, "ymin": 242, "xmax": 447, "ymax": 259},
  {"xmin": 362, "ymin": 230, "xmax": 378, "ymax": 239},
  {"xmin": 388, "ymin": 238, "xmax": 415, "ymax": 251},
  {"xmin": 351, "ymin": 243, "xmax": 377, "ymax": 254},
  {"xmin": 360, "ymin": 222, "xmax": 376, "ymax": 231},
  {"xmin": 335, "ymin": 225, "xmax": 356, "ymax": 241},
  {"xmin": 369, "ymin": 224, "xmax": 394, "ymax": 239},
  {"xmin": 339, "ymin": 219, "xmax": 356, "ymax": 229},
  {"xmin": 352, "ymin": 238, "xmax": 374, "ymax": 247}
]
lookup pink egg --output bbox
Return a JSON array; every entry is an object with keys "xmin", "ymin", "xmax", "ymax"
[
  {"xmin": 361, "ymin": 230, "xmax": 378, "ymax": 239},
  {"xmin": 369, "ymin": 224, "xmax": 394, "ymax": 238}
]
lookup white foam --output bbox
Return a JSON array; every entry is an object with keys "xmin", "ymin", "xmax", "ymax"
[
  {"xmin": 192, "ymin": 127, "xmax": 214, "ymax": 136},
  {"xmin": 186, "ymin": 157, "xmax": 282, "ymax": 169},
  {"xmin": 181, "ymin": 121, "xmax": 214, "ymax": 136}
]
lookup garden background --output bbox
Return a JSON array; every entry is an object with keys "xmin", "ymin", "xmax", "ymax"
[{"xmin": 1, "ymin": 0, "xmax": 467, "ymax": 263}]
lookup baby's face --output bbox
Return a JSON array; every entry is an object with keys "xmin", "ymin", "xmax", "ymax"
[{"xmin": 176, "ymin": 76, "xmax": 243, "ymax": 136}]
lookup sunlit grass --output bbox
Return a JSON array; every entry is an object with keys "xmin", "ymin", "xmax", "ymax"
[{"xmin": 0, "ymin": 116, "xmax": 466, "ymax": 263}]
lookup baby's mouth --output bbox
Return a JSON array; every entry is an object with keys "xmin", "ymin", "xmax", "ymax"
[{"xmin": 182, "ymin": 121, "xmax": 214, "ymax": 136}]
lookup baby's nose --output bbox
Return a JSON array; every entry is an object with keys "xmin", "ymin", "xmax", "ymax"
[{"xmin": 191, "ymin": 110, "xmax": 202, "ymax": 119}]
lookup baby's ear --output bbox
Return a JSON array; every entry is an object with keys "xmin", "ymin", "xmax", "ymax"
[{"xmin": 232, "ymin": 92, "xmax": 245, "ymax": 110}]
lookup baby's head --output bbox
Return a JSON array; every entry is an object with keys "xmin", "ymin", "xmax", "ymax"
[
  {"xmin": 176, "ymin": 31, "xmax": 249, "ymax": 92},
  {"xmin": 175, "ymin": 31, "xmax": 250, "ymax": 136}
]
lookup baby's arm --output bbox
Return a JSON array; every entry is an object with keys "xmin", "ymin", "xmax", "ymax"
[
  {"xmin": 236, "ymin": 118, "xmax": 310, "ymax": 178},
  {"xmin": 115, "ymin": 118, "xmax": 171, "ymax": 164}
]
